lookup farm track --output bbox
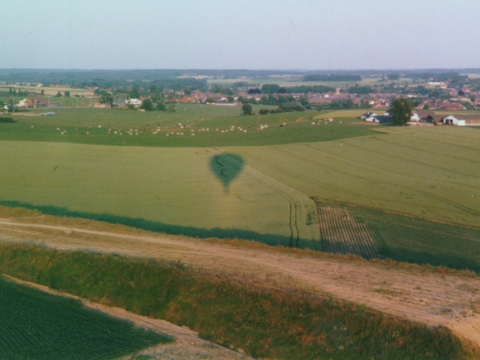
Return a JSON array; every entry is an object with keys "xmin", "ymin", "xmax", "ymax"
[{"xmin": 0, "ymin": 216, "xmax": 480, "ymax": 352}]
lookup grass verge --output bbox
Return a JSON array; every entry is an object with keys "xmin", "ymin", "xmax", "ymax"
[{"xmin": 0, "ymin": 243, "xmax": 473, "ymax": 360}]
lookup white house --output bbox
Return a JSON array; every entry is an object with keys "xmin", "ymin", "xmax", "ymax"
[{"xmin": 126, "ymin": 98, "xmax": 142, "ymax": 107}]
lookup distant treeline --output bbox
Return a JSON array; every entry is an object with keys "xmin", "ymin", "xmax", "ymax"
[
  {"xmin": 303, "ymin": 74, "xmax": 362, "ymax": 82},
  {"xmin": 286, "ymin": 85, "xmax": 335, "ymax": 93},
  {"xmin": 343, "ymin": 85, "xmax": 375, "ymax": 94},
  {"xmin": 411, "ymin": 72, "xmax": 467, "ymax": 82}
]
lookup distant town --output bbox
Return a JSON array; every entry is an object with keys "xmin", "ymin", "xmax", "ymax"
[{"xmin": 2, "ymin": 69, "xmax": 480, "ymax": 126}]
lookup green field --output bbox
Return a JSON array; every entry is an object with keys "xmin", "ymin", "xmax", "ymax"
[
  {"xmin": 0, "ymin": 105, "xmax": 479, "ymax": 271},
  {"xmin": 1, "ymin": 106, "xmax": 375, "ymax": 147},
  {"xmin": 0, "ymin": 276, "xmax": 169, "ymax": 359}
]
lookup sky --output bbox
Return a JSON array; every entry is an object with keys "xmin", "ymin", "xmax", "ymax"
[{"xmin": 3, "ymin": 0, "xmax": 479, "ymax": 70}]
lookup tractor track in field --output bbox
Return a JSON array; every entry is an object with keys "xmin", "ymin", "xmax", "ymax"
[
  {"xmin": 1, "ymin": 216, "xmax": 480, "ymax": 352},
  {"xmin": 214, "ymin": 151, "xmax": 301, "ymax": 247}
]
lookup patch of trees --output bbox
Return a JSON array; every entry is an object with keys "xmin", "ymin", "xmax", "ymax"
[
  {"xmin": 140, "ymin": 99, "xmax": 154, "ymax": 111},
  {"xmin": 211, "ymin": 85, "xmax": 233, "ymax": 95},
  {"xmin": 0, "ymin": 117, "xmax": 15, "ymax": 123},
  {"xmin": 303, "ymin": 74, "xmax": 362, "ymax": 82},
  {"xmin": 316, "ymin": 99, "xmax": 355, "ymax": 110},
  {"xmin": 344, "ymin": 85, "xmax": 375, "ymax": 94},
  {"xmin": 386, "ymin": 73, "xmax": 400, "ymax": 80},
  {"xmin": 261, "ymin": 84, "xmax": 281, "ymax": 94},
  {"xmin": 391, "ymin": 98, "xmax": 413, "ymax": 126},
  {"xmin": 242, "ymin": 103, "xmax": 253, "ymax": 116},
  {"xmin": 259, "ymin": 102, "xmax": 306, "ymax": 115},
  {"xmin": 412, "ymin": 86, "xmax": 449, "ymax": 99},
  {"xmin": 413, "ymin": 72, "xmax": 467, "ymax": 83},
  {"xmin": 7, "ymin": 88, "xmax": 29, "ymax": 97},
  {"xmin": 152, "ymin": 78, "xmax": 207, "ymax": 92},
  {"xmin": 283, "ymin": 85, "xmax": 335, "ymax": 93},
  {"xmin": 232, "ymin": 81, "xmax": 250, "ymax": 88}
]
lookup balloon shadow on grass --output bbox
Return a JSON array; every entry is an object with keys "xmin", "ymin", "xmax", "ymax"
[{"xmin": 209, "ymin": 153, "xmax": 245, "ymax": 193}]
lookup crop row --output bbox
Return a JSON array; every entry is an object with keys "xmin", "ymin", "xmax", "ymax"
[
  {"xmin": 317, "ymin": 204, "xmax": 383, "ymax": 259},
  {"xmin": 0, "ymin": 277, "xmax": 167, "ymax": 359}
]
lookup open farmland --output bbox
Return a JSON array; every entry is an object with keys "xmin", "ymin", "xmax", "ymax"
[
  {"xmin": 1, "ymin": 106, "xmax": 480, "ymax": 268},
  {"xmin": 230, "ymin": 125, "xmax": 480, "ymax": 229},
  {"xmin": 0, "ymin": 275, "xmax": 169, "ymax": 359},
  {"xmin": 0, "ymin": 141, "xmax": 319, "ymax": 247},
  {"xmin": 1, "ymin": 104, "xmax": 480, "ymax": 358}
]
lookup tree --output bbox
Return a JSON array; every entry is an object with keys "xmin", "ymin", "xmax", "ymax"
[
  {"xmin": 140, "ymin": 98, "xmax": 154, "ymax": 111},
  {"xmin": 261, "ymin": 84, "xmax": 280, "ymax": 94},
  {"xmin": 64, "ymin": 91, "xmax": 71, "ymax": 97},
  {"xmin": 156, "ymin": 102, "xmax": 166, "ymax": 111},
  {"xmin": 129, "ymin": 87, "xmax": 140, "ymax": 99},
  {"xmin": 391, "ymin": 98, "xmax": 413, "ymax": 126},
  {"xmin": 242, "ymin": 103, "xmax": 253, "ymax": 116}
]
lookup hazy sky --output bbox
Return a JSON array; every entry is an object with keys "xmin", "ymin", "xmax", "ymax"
[{"xmin": 3, "ymin": 0, "xmax": 479, "ymax": 70}]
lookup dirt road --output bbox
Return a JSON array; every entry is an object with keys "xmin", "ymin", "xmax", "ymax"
[{"xmin": 0, "ymin": 215, "xmax": 479, "ymax": 352}]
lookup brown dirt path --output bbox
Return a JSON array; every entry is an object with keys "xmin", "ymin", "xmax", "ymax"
[{"xmin": 0, "ymin": 216, "xmax": 480, "ymax": 352}]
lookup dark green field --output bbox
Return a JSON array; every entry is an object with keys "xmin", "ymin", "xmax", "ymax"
[{"xmin": 0, "ymin": 276, "xmax": 170, "ymax": 360}]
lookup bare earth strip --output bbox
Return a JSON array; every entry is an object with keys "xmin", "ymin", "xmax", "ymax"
[{"xmin": 0, "ymin": 216, "xmax": 480, "ymax": 353}]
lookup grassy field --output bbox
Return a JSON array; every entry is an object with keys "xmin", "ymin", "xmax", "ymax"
[
  {"xmin": 0, "ymin": 85, "xmax": 95, "ymax": 97},
  {"xmin": 230, "ymin": 125, "xmax": 480, "ymax": 229},
  {"xmin": 0, "ymin": 243, "xmax": 469, "ymax": 360},
  {"xmin": 0, "ymin": 141, "xmax": 319, "ymax": 247},
  {"xmin": 0, "ymin": 275, "xmax": 169, "ymax": 359},
  {"xmin": 0, "ymin": 106, "xmax": 376, "ymax": 147}
]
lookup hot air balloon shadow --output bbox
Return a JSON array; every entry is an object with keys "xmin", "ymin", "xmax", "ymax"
[{"xmin": 210, "ymin": 153, "xmax": 245, "ymax": 193}]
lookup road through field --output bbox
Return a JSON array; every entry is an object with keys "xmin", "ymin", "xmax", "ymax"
[{"xmin": 0, "ymin": 215, "xmax": 479, "ymax": 352}]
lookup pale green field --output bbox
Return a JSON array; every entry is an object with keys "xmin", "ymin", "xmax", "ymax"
[
  {"xmin": 0, "ymin": 85, "xmax": 95, "ymax": 97},
  {"xmin": 0, "ymin": 120, "xmax": 478, "ymax": 251},
  {"xmin": 229, "ymin": 126, "xmax": 480, "ymax": 228},
  {"xmin": 0, "ymin": 141, "xmax": 318, "ymax": 246}
]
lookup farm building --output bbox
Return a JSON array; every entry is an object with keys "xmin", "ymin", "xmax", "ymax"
[
  {"xmin": 16, "ymin": 98, "xmax": 34, "ymax": 108},
  {"xmin": 416, "ymin": 111, "xmax": 444, "ymax": 124},
  {"xmin": 360, "ymin": 112, "xmax": 378, "ymax": 120},
  {"xmin": 442, "ymin": 114, "xmax": 480, "ymax": 126}
]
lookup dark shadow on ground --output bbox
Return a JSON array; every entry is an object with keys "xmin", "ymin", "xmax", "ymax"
[
  {"xmin": 0, "ymin": 201, "xmax": 322, "ymax": 251},
  {"xmin": 209, "ymin": 153, "xmax": 244, "ymax": 192}
]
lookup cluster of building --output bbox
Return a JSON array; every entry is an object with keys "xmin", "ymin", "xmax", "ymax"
[{"xmin": 362, "ymin": 110, "xmax": 480, "ymax": 126}]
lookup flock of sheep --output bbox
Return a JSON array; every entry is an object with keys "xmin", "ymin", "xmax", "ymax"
[
  {"xmin": 311, "ymin": 117, "xmax": 340, "ymax": 125},
  {"xmin": 53, "ymin": 117, "xmax": 340, "ymax": 138}
]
